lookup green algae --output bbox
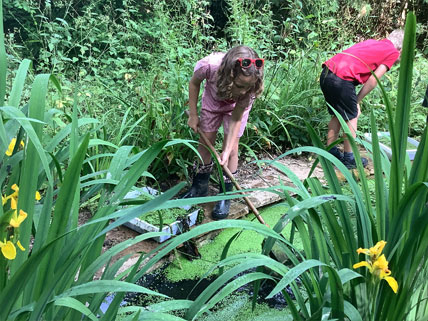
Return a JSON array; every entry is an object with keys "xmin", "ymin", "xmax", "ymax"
[
  {"xmin": 165, "ymin": 202, "xmax": 303, "ymax": 282},
  {"xmin": 123, "ymin": 203, "xmax": 300, "ymax": 320},
  {"xmin": 140, "ymin": 207, "xmax": 188, "ymax": 226},
  {"xmin": 120, "ymin": 292, "xmax": 291, "ymax": 321},
  {"xmin": 198, "ymin": 292, "xmax": 292, "ymax": 321},
  {"xmin": 130, "ymin": 193, "xmax": 190, "ymax": 226}
]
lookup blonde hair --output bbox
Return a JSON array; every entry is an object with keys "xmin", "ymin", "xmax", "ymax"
[
  {"xmin": 216, "ymin": 45, "xmax": 264, "ymax": 100},
  {"xmin": 387, "ymin": 29, "xmax": 404, "ymax": 50}
]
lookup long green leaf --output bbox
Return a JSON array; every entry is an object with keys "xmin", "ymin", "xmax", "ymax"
[
  {"xmin": 389, "ymin": 12, "xmax": 416, "ymax": 219},
  {"xmin": 55, "ymin": 280, "xmax": 168, "ymax": 299},
  {"xmin": 54, "ymin": 297, "xmax": 98, "ymax": 321},
  {"xmin": 195, "ymin": 272, "xmax": 275, "ymax": 320},
  {"xmin": 0, "ymin": 0, "xmax": 6, "ymax": 106},
  {"xmin": 77, "ymin": 232, "xmax": 167, "ymax": 284},
  {"xmin": 0, "ymin": 106, "xmax": 53, "ymax": 184},
  {"xmin": 305, "ymin": 126, "xmax": 360, "ymax": 256},
  {"xmin": 328, "ymin": 109, "xmax": 375, "ymax": 247},
  {"xmin": 409, "ymin": 125, "xmax": 428, "ymax": 185},
  {"xmin": 267, "ymin": 259, "xmax": 327, "ymax": 298},
  {"xmin": 12, "ymin": 74, "xmax": 53, "ymax": 276},
  {"xmin": 0, "ymin": 231, "xmax": 67, "ymax": 320},
  {"xmin": 7, "ymin": 59, "xmax": 31, "ymax": 107},
  {"xmin": 186, "ymin": 258, "xmax": 278, "ymax": 319},
  {"xmin": 45, "ymin": 118, "xmax": 99, "ymax": 152},
  {"xmin": 369, "ymin": 110, "xmax": 387, "ymax": 239},
  {"xmin": 306, "ymin": 178, "xmax": 347, "ymax": 266},
  {"xmin": 119, "ymin": 300, "xmax": 193, "ymax": 314},
  {"xmin": 32, "ymin": 135, "xmax": 89, "ymax": 301}
]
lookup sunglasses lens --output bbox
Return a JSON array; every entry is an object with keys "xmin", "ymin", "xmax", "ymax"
[
  {"xmin": 255, "ymin": 59, "xmax": 263, "ymax": 68},
  {"xmin": 241, "ymin": 59, "xmax": 252, "ymax": 67}
]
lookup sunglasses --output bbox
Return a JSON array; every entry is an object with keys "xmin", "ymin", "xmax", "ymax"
[{"xmin": 237, "ymin": 58, "xmax": 264, "ymax": 69}]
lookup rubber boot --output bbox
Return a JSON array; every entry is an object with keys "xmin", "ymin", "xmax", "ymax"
[
  {"xmin": 342, "ymin": 152, "xmax": 368, "ymax": 169},
  {"xmin": 328, "ymin": 146, "xmax": 344, "ymax": 161},
  {"xmin": 181, "ymin": 172, "xmax": 211, "ymax": 198},
  {"xmin": 211, "ymin": 182, "xmax": 234, "ymax": 220}
]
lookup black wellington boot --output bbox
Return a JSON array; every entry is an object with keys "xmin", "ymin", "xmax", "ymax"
[
  {"xmin": 180, "ymin": 172, "xmax": 211, "ymax": 198},
  {"xmin": 211, "ymin": 182, "xmax": 234, "ymax": 220}
]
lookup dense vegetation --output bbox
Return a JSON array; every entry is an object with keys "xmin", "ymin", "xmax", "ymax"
[
  {"xmin": 1, "ymin": 1, "xmax": 428, "ymax": 320},
  {"xmin": 3, "ymin": 0, "xmax": 428, "ymax": 186}
]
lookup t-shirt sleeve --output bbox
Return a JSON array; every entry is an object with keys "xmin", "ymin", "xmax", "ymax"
[
  {"xmin": 382, "ymin": 51, "xmax": 400, "ymax": 70},
  {"xmin": 193, "ymin": 57, "xmax": 211, "ymax": 81}
]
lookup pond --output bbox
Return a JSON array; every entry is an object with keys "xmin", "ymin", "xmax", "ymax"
[{"xmin": 123, "ymin": 203, "xmax": 301, "ymax": 320}]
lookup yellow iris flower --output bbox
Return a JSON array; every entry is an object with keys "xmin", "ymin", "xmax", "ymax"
[
  {"xmin": 353, "ymin": 241, "xmax": 398, "ymax": 293},
  {"xmin": 2, "ymin": 184, "xmax": 41, "ymax": 210},
  {"xmin": 9, "ymin": 209, "xmax": 28, "ymax": 228},
  {"xmin": 5, "ymin": 138, "xmax": 24, "ymax": 156},
  {"xmin": 0, "ymin": 239, "xmax": 16, "ymax": 260},
  {"xmin": 17, "ymin": 240, "xmax": 25, "ymax": 251},
  {"xmin": 356, "ymin": 240, "xmax": 386, "ymax": 260}
]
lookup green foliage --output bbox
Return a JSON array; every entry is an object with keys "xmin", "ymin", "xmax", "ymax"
[
  {"xmin": 4, "ymin": 0, "xmax": 428, "ymax": 178},
  {"xmin": 2, "ymin": 2, "xmax": 428, "ymax": 319},
  {"xmin": 247, "ymin": 49, "xmax": 329, "ymax": 152},
  {"xmin": 257, "ymin": 13, "xmax": 428, "ymax": 320},
  {"xmin": 358, "ymin": 54, "xmax": 428, "ymax": 139}
]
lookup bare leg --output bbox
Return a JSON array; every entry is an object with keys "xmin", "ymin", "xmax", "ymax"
[
  {"xmin": 197, "ymin": 131, "xmax": 217, "ymax": 165},
  {"xmin": 327, "ymin": 116, "xmax": 341, "ymax": 146},
  {"xmin": 222, "ymin": 134, "xmax": 240, "ymax": 173},
  {"xmin": 343, "ymin": 104, "xmax": 361, "ymax": 153}
]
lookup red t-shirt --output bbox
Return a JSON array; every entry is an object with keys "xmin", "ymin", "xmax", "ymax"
[{"xmin": 323, "ymin": 39, "xmax": 400, "ymax": 84}]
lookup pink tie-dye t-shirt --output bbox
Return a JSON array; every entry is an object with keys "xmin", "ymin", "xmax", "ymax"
[{"xmin": 193, "ymin": 52, "xmax": 254, "ymax": 137}]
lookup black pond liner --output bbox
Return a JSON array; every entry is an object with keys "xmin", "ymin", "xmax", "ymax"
[{"xmin": 124, "ymin": 263, "xmax": 295, "ymax": 310}]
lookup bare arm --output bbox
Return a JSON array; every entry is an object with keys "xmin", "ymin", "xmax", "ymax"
[
  {"xmin": 356, "ymin": 64, "xmax": 389, "ymax": 104},
  {"xmin": 188, "ymin": 74, "xmax": 203, "ymax": 132}
]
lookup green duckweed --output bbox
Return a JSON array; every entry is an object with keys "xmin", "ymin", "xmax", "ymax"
[
  {"xmin": 165, "ymin": 202, "xmax": 303, "ymax": 282},
  {"xmin": 140, "ymin": 207, "xmax": 188, "ymax": 226},
  {"xmin": 198, "ymin": 292, "xmax": 292, "ymax": 321}
]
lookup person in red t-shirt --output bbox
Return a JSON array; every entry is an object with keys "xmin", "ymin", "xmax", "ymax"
[{"xmin": 320, "ymin": 29, "xmax": 404, "ymax": 169}]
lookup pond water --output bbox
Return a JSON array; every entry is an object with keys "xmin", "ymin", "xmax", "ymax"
[
  {"xmin": 126, "ymin": 264, "xmax": 292, "ymax": 309},
  {"xmin": 123, "ymin": 203, "xmax": 299, "ymax": 319}
]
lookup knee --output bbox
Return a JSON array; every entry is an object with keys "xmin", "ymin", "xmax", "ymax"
[{"xmin": 229, "ymin": 147, "xmax": 239, "ymax": 159}]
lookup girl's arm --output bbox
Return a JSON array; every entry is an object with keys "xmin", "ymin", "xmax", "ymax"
[
  {"xmin": 356, "ymin": 64, "xmax": 389, "ymax": 104},
  {"xmin": 188, "ymin": 74, "xmax": 203, "ymax": 132}
]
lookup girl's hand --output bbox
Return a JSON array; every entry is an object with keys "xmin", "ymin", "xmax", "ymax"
[
  {"xmin": 187, "ymin": 114, "xmax": 199, "ymax": 133},
  {"xmin": 219, "ymin": 151, "xmax": 230, "ymax": 167}
]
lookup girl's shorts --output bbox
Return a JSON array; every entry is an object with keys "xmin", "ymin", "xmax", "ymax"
[
  {"xmin": 320, "ymin": 66, "xmax": 358, "ymax": 120},
  {"xmin": 199, "ymin": 107, "xmax": 251, "ymax": 137}
]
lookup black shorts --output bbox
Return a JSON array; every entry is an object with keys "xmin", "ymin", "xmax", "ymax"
[
  {"xmin": 320, "ymin": 66, "xmax": 358, "ymax": 120},
  {"xmin": 423, "ymin": 85, "xmax": 428, "ymax": 107}
]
